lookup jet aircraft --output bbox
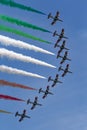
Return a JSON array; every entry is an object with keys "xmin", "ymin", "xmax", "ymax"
[
  {"xmin": 39, "ymin": 86, "xmax": 53, "ymax": 99},
  {"xmin": 48, "ymin": 74, "xmax": 62, "ymax": 87},
  {"xmin": 15, "ymin": 109, "xmax": 30, "ymax": 122},
  {"xmin": 58, "ymin": 64, "xmax": 72, "ymax": 77},
  {"xmin": 27, "ymin": 96, "xmax": 42, "ymax": 110},
  {"xmin": 48, "ymin": 11, "xmax": 63, "ymax": 25},
  {"xmin": 57, "ymin": 51, "xmax": 71, "ymax": 64},
  {"xmin": 54, "ymin": 40, "xmax": 69, "ymax": 51},
  {"xmin": 53, "ymin": 29, "xmax": 68, "ymax": 47}
]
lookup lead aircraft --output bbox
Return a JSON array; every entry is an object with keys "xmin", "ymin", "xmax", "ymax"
[
  {"xmin": 48, "ymin": 11, "xmax": 63, "ymax": 25},
  {"xmin": 15, "ymin": 109, "xmax": 30, "ymax": 122},
  {"xmin": 39, "ymin": 86, "xmax": 53, "ymax": 99},
  {"xmin": 27, "ymin": 96, "xmax": 42, "ymax": 110}
]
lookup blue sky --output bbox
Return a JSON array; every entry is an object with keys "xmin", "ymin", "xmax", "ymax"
[{"xmin": 0, "ymin": 0, "xmax": 87, "ymax": 130}]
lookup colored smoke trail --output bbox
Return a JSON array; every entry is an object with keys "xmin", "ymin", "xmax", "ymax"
[
  {"xmin": 0, "ymin": 15, "xmax": 51, "ymax": 33},
  {"xmin": 0, "ymin": 65, "xmax": 46, "ymax": 79},
  {"xmin": 0, "ymin": 0, "xmax": 46, "ymax": 15},
  {"xmin": 0, "ymin": 79, "xmax": 37, "ymax": 90},
  {"xmin": 0, "ymin": 25, "xmax": 51, "ymax": 44},
  {"xmin": 0, "ymin": 109, "xmax": 12, "ymax": 114},
  {"xmin": 0, "ymin": 35, "xmax": 54, "ymax": 55},
  {"xmin": 0, "ymin": 94, "xmax": 25, "ymax": 102},
  {"xmin": 0, "ymin": 48, "xmax": 56, "ymax": 68}
]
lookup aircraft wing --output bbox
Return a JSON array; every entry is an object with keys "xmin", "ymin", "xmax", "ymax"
[
  {"xmin": 62, "ymin": 72, "xmax": 66, "ymax": 77},
  {"xmin": 58, "ymin": 19, "xmax": 63, "ymax": 22},
  {"xmin": 43, "ymin": 93, "xmax": 47, "ymax": 98},
  {"xmin": 66, "ymin": 57, "xmax": 71, "ymax": 61},
  {"xmin": 31, "ymin": 104, "xmax": 36, "ymax": 110},
  {"xmin": 60, "ymin": 58, "xmax": 64, "ymax": 64},
  {"xmin": 36, "ymin": 103, "xmax": 42, "ymax": 106},
  {"xmin": 68, "ymin": 70, "xmax": 72, "ymax": 73},
  {"xmin": 64, "ymin": 47, "xmax": 70, "ymax": 50},
  {"xmin": 51, "ymin": 82, "xmax": 56, "ymax": 87},
  {"xmin": 56, "ymin": 80, "xmax": 63, "ymax": 83},
  {"xmin": 25, "ymin": 115, "xmax": 31, "ymax": 118},
  {"xmin": 19, "ymin": 116, "xmax": 24, "ymax": 122},
  {"xmin": 51, "ymin": 19, "xmax": 56, "ymax": 25},
  {"xmin": 63, "ymin": 35, "xmax": 68, "ymax": 39},
  {"xmin": 48, "ymin": 91, "xmax": 53, "ymax": 95}
]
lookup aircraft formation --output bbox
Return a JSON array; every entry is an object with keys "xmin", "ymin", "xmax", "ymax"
[
  {"xmin": 15, "ymin": 11, "xmax": 72, "ymax": 122},
  {"xmin": 0, "ymin": 1, "xmax": 72, "ymax": 123}
]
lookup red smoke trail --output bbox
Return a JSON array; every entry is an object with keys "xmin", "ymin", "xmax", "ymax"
[
  {"xmin": 0, "ymin": 79, "xmax": 37, "ymax": 90},
  {"xmin": 0, "ymin": 94, "xmax": 25, "ymax": 102}
]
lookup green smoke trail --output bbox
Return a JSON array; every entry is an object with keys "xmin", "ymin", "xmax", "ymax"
[
  {"xmin": 0, "ymin": 25, "xmax": 51, "ymax": 44},
  {"xmin": 0, "ymin": 15, "xmax": 51, "ymax": 33},
  {"xmin": 0, "ymin": 0, "xmax": 46, "ymax": 15}
]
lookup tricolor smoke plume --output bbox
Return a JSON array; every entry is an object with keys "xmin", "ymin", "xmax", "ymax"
[
  {"xmin": 0, "ymin": 65, "xmax": 46, "ymax": 79},
  {"xmin": 0, "ymin": 48, "xmax": 56, "ymax": 68},
  {"xmin": 0, "ymin": 94, "xmax": 25, "ymax": 102},
  {"xmin": 0, "ymin": 25, "xmax": 51, "ymax": 44},
  {"xmin": 0, "ymin": 109, "xmax": 12, "ymax": 114},
  {"xmin": 0, "ymin": 15, "xmax": 51, "ymax": 33},
  {"xmin": 0, "ymin": 0, "xmax": 46, "ymax": 15},
  {"xmin": 0, "ymin": 35, "xmax": 54, "ymax": 55},
  {"xmin": 0, "ymin": 79, "xmax": 37, "ymax": 90}
]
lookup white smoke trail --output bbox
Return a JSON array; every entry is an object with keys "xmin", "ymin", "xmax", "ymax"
[
  {"xmin": 0, "ymin": 48, "xmax": 56, "ymax": 68},
  {"xmin": 0, "ymin": 35, "xmax": 55, "ymax": 55},
  {"xmin": 0, "ymin": 65, "xmax": 46, "ymax": 79}
]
